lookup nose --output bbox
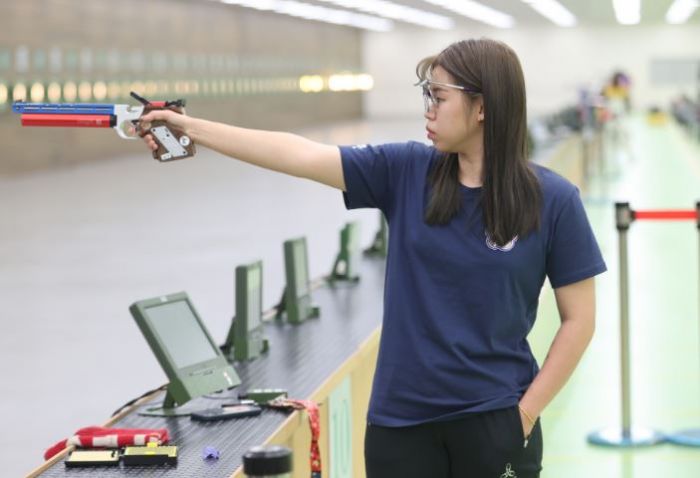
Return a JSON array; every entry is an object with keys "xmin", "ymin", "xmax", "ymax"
[{"xmin": 424, "ymin": 107, "xmax": 436, "ymax": 120}]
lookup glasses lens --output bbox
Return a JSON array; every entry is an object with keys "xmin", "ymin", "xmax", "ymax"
[{"xmin": 422, "ymin": 85, "xmax": 433, "ymax": 112}]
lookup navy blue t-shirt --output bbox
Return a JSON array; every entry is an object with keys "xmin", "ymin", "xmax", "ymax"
[{"xmin": 340, "ymin": 141, "xmax": 607, "ymax": 427}]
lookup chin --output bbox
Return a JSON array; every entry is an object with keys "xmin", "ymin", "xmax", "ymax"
[{"xmin": 432, "ymin": 142, "xmax": 451, "ymax": 153}]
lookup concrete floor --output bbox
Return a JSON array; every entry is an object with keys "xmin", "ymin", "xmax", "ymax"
[{"xmin": 2, "ymin": 115, "xmax": 700, "ymax": 477}]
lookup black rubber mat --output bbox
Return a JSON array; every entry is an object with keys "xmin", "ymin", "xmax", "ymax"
[{"xmin": 39, "ymin": 256, "xmax": 385, "ymax": 477}]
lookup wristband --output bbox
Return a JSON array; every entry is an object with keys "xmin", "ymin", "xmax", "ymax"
[{"xmin": 518, "ymin": 405, "xmax": 536, "ymax": 426}]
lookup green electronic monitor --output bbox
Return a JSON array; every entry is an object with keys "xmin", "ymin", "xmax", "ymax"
[
  {"xmin": 276, "ymin": 237, "xmax": 320, "ymax": 324},
  {"xmin": 329, "ymin": 221, "xmax": 361, "ymax": 284},
  {"xmin": 129, "ymin": 292, "xmax": 241, "ymax": 416},
  {"xmin": 364, "ymin": 211, "xmax": 388, "ymax": 258},
  {"xmin": 222, "ymin": 260, "xmax": 269, "ymax": 362}
]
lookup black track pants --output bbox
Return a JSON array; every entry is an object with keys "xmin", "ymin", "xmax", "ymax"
[{"xmin": 365, "ymin": 405, "xmax": 543, "ymax": 478}]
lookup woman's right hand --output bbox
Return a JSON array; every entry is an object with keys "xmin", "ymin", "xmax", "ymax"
[{"xmin": 139, "ymin": 108, "xmax": 191, "ymax": 152}]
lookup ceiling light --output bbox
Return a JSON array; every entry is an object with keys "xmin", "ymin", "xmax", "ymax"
[
  {"xmin": 665, "ymin": 0, "xmax": 699, "ymax": 24},
  {"xmin": 315, "ymin": 0, "xmax": 454, "ymax": 30},
  {"xmin": 30, "ymin": 82, "xmax": 45, "ymax": 102},
  {"xmin": 612, "ymin": 0, "xmax": 640, "ymax": 25},
  {"xmin": 220, "ymin": 0, "xmax": 393, "ymax": 31},
  {"xmin": 0, "ymin": 84, "xmax": 8, "ymax": 106},
  {"xmin": 47, "ymin": 82, "xmax": 62, "ymax": 102},
  {"xmin": 521, "ymin": 0, "xmax": 576, "ymax": 27},
  {"xmin": 93, "ymin": 81, "xmax": 108, "ymax": 101},
  {"xmin": 13, "ymin": 83, "xmax": 28, "ymax": 102},
  {"xmin": 299, "ymin": 75, "xmax": 325, "ymax": 93},
  {"xmin": 419, "ymin": 0, "xmax": 514, "ymax": 28}
]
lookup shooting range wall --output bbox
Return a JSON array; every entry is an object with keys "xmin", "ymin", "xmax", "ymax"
[{"xmin": 0, "ymin": 0, "xmax": 363, "ymax": 174}]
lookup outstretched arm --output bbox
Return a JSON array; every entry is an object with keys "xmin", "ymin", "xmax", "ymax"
[{"xmin": 140, "ymin": 109, "xmax": 346, "ymax": 191}]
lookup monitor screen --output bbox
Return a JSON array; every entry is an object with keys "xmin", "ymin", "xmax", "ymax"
[{"xmin": 144, "ymin": 300, "xmax": 219, "ymax": 369}]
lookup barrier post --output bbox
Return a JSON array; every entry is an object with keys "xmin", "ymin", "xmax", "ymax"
[
  {"xmin": 587, "ymin": 202, "xmax": 665, "ymax": 447},
  {"xmin": 667, "ymin": 200, "xmax": 700, "ymax": 446}
]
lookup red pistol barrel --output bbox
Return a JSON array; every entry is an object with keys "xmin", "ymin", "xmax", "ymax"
[{"xmin": 20, "ymin": 114, "xmax": 116, "ymax": 128}]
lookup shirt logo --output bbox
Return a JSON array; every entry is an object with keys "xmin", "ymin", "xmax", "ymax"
[
  {"xmin": 485, "ymin": 233, "xmax": 518, "ymax": 252},
  {"xmin": 500, "ymin": 463, "xmax": 517, "ymax": 478}
]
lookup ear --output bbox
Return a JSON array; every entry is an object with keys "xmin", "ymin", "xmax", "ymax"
[{"xmin": 477, "ymin": 102, "xmax": 485, "ymax": 122}]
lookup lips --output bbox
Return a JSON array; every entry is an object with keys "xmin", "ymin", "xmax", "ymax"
[{"xmin": 426, "ymin": 127, "xmax": 436, "ymax": 140}]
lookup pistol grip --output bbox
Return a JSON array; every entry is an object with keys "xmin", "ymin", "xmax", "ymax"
[{"xmin": 148, "ymin": 120, "xmax": 196, "ymax": 162}]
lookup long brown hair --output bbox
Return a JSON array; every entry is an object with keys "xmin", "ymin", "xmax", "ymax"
[{"xmin": 417, "ymin": 38, "xmax": 541, "ymax": 247}]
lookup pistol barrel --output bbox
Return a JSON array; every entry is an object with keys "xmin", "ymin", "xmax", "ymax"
[
  {"xmin": 12, "ymin": 102, "xmax": 116, "ymax": 115},
  {"xmin": 20, "ymin": 114, "xmax": 115, "ymax": 128}
]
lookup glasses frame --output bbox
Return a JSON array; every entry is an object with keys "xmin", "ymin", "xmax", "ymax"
[{"xmin": 415, "ymin": 79, "xmax": 481, "ymax": 113}]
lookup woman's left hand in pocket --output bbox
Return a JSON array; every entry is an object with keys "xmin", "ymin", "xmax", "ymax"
[{"xmin": 519, "ymin": 407, "xmax": 536, "ymax": 438}]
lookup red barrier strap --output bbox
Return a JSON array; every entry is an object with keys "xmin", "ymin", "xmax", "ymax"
[
  {"xmin": 266, "ymin": 398, "xmax": 321, "ymax": 478},
  {"xmin": 633, "ymin": 210, "xmax": 698, "ymax": 221}
]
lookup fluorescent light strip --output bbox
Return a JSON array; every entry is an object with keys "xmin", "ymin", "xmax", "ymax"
[
  {"xmin": 521, "ymin": 0, "xmax": 576, "ymax": 27},
  {"xmin": 419, "ymin": 0, "xmax": 514, "ymax": 28},
  {"xmin": 219, "ymin": 0, "xmax": 393, "ymax": 31},
  {"xmin": 666, "ymin": 0, "xmax": 700, "ymax": 24},
  {"xmin": 612, "ymin": 0, "xmax": 640, "ymax": 25},
  {"xmin": 315, "ymin": 0, "xmax": 454, "ymax": 30}
]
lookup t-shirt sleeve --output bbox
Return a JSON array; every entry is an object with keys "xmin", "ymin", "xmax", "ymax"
[
  {"xmin": 546, "ymin": 190, "xmax": 607, "ymax": 288},
  {"xmin": 339, "ymin": 142, "xmax": 413, "ymax": 214}
]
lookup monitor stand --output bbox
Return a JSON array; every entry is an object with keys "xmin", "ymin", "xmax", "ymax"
[{"xmin": 138, "ymin": 390, "xmax": 197, "ymax": 417}]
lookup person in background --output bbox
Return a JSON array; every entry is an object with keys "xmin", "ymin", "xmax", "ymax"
[{"xmin": 603, "ymin": 71, "xmax": 631, "ymax": 118}]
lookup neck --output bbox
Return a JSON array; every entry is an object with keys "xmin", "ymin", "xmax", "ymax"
[{"xmin": 457, "ymin": 142, "xmax": 484, "ymax": 188}]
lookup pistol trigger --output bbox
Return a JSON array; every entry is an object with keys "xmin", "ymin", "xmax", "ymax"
[{"xmin": 132, "ymin": 119, "xmax": 148, "ymax": 137}]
